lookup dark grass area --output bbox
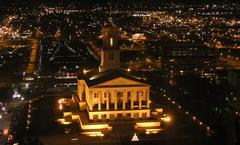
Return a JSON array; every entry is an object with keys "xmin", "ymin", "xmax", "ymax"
[{"xmin": 27, "ymin": 96, "xmax": 64, "ymax": 136}]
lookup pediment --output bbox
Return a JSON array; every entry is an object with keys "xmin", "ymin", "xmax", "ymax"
[{"xmin": 91, "ymin": 77, "xmax": 149, "ymax": 88}]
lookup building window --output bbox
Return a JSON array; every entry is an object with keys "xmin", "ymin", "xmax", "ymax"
[
  {"xmin": 110, "ymin": 37, "xmax": 113, "ymax": 47},
  {"xmin": 126, "ymin": 113, "xmax": 131, "ymax": 118}
]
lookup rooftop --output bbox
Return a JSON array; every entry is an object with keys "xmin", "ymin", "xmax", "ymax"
[{"xmin": 78, "ymin": 68, "xmax": 147, "ymax": 87}]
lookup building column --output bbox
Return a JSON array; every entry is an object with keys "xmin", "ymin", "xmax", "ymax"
[
  {"xmin": 131, "ymin": 90, "xmax": 134, "ymax": 109},
  {"xmin": 89, "ymin": 113, "xmax": 93, "ymax": 120},
  {"xmin": 138, "ymin": 91, "xmax": 142, "ymax": 109},
  {"xmin": 130, "ymin": 113, "xmax": 134, "ymax": 118},
  {"xmin": 77, "ymin": 80, "xmax": 83, "ymax": 101},
  {"xmin": 147, "ymin": 111, "xmax": 150, "ymax": 117},
  {"xmin": 122, "ymin": 91, "xmax": 126, "ymax": 110},
  {"xmin": 98, "ymin": 92, "xmax": 101, "ymax": 110},
  {"xmin": 114, "ymin": 91, "xmax": 117, "ymax": 110},
  {"xmin": 89, "ymin": 91, "xmax": 93, "ymax": 111},
  {"xmin": 98, "ymin": 114, "xmax": 101, "ymax": 120},
  {"xmin": 139, "ymin": 112, "xmax": 142, "ymax": 118},
  {"xmin": 146, "ymin": 90, "xmax": 150, "ymax": 108},
  {"xmin": 106, "ymin": 92, "xmax": 109, "ymax": 110}
]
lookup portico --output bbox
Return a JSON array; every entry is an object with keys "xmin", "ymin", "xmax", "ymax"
[
  {"xmin": 90, "ymin": 88, "xmax": 150, "ymax": 111},
  {"xmin": 78, "ymin": 75, "xmax": 151, "ymax": 120}
]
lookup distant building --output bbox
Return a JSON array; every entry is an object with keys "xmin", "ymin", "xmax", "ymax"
[
  {"xmin": 40, "ymin": 40, "xmax": 91, "ymax": 75},
  {"xmin": 77, "ymin": 21, "xmax": 151, "ymax": 120},
  {"xmin": 161, "ymin": 43, "xmax": 219, "ymax": 78},
  {"xmin": 228, "ymin": 69, "xmax": 240, "ymax": 89},
  {"xmin": 39, "ymin": 39, "xmax": 98, "ymax": 87}
]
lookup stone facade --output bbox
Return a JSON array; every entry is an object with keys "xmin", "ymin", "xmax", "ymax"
[{"xmin": 78, "ymin": 77, "xmax": 151, "ymax": 120}]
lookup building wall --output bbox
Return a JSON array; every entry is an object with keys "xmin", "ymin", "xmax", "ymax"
[
  {"xmin": 228, "ymin": 70, "xmax": 240, "ymax": 88},
  {"xmin": 88, "ymin": 109, "xmax": 150, "ymax": 120},
  {"xmin": 161, "ymin": 45, "xmax": 218, "ymax": 77}
]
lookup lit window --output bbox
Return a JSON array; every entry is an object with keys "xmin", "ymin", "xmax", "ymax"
[{"xmin": 110, "ymin": 37, "xmax": 113, "ymax": 47}]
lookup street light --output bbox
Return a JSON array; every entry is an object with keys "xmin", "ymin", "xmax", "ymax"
[
  {"xmin": 59, "ymin": 104, "xmax": 63, "ymax": 110},
  {"xmin": 25, "ymin": 83, "xmax": 29, "ymax": 88},
  {"xmin": 206, "ymin": 126, "xmax": 210, "ymax": 130},
  {"xmin": 83, "ymin": 69, "xmax": 87, "ymax": 74},
  {"xmin": 193, "ymin": 116, "xmax": 196, "ymax": 120}
]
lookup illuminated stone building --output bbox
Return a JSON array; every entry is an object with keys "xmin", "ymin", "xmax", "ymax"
[{"xmin": 77, "ymin": 21, "xmax": 151, "ymax": 120}]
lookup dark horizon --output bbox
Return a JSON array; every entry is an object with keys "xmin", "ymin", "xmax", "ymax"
[{"xmin": 1, "ymin": 0, "xmax": 239, "ymax": 6}]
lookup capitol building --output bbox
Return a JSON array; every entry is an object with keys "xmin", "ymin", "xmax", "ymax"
[
  {"xmin": 77, "ymin": 21, "xmax": 151, "ymax": 121},
  {"xmin": 57, "ymin": 21, "xmax": 162, "ymax": 133}
]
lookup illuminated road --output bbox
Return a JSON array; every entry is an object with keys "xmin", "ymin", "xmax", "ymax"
[
  {"xmin": 25, "ymin": 39, "xmax": 39, "ymax": 73},
  {"xmin": 219, "ymin": 55, "xmax": 240, "ymax": 69},
  {"xmin": 0, "ymin": 39, "xmax": 31, "ymax": 48},
  {"xmin": 0, "ymin": 38, "xmax": 39, "ymax": 74},
  {"xmin": 0, "ymin": 112, "xmax": 11, "ymax": 145}
]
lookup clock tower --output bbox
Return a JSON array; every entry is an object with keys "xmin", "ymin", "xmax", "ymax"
[{"xmin": 99, "ymin": 19, "xmax": 120, "ymax": 72}]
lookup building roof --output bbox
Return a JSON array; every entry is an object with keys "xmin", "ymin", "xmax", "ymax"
[{"xmin": 78, "ymin": 68, "xmax": 148, "ymax": 87}]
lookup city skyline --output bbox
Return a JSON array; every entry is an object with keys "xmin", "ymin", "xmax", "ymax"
[{"xmin": 0, "ymin": 1, "xmax": 239, "ymax": 145}]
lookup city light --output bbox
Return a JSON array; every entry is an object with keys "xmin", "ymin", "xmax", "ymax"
[
  {"xmin": 3, "ymin": 129, "xmax": 8, "ymax": 136},
  {"xmin": 58, "ymin": 98, "xmax": 67, "ymax": 104},
  {"xmin": 59, "ymin": 104, "xmax": 63, "ymax": 110},
  {"xmin": 12, "ymin": 92, "xmax": 21, "ymax": 98},
  {"xmin": 25, "ymin": 83, "xmax": 29, "ymax": 88},
  {"xmin": 0, "ymin": 1, "xmax": 238, "ymax": 145},
  {"xmin": 145, "ymin": 129, "xmax": 161, "ymax": 134},
  {"xmin": 81, "ymin": 131, "xmax": 104, "ymax": 137},
  {"xmin": 161, "ymin": 116, "xmax": 171, "ymax": 122},
  {"xmin": 83, "ymin": 69, "xmax": 87, "ymax": 74},
  {"xmin": 131, "ymin": 133, "xmax": 139, "ymax": 142}
]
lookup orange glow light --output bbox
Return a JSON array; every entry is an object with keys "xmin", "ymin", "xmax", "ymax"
[{"xmin": 3, "ymin": 129, "xmax": 8, "ymax": 136}]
